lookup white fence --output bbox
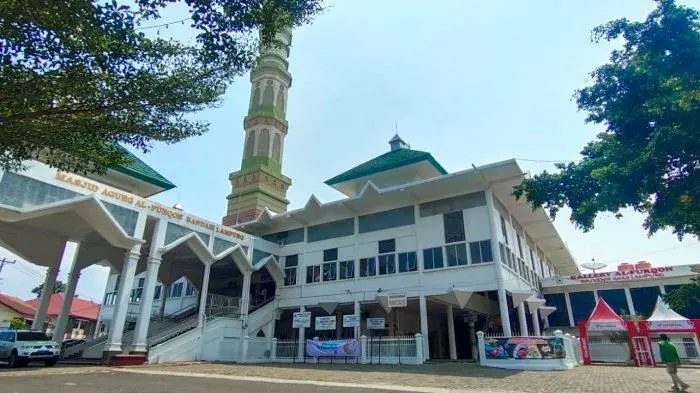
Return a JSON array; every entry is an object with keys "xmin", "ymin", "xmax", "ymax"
[
  {"xmin": 650, "ymin": 336, "xmax": 700, "ymax": 364},
  {"xmin": 587, "ymin": 336, "xmax": 631, "ymax": 363}
]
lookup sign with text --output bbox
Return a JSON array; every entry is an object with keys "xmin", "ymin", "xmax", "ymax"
[
  {"xmin": 315, "ymin": 316, "xmax": 337, "ymax": 331},
  {"xmin": 484, "ymin": 337, "xmax": 566, "ymax": 360},
  {"xmin": 343, "ymin": 314, "xmax": 360, "ymax": 328},
  {"xmin": 542, "ymin": 264, "xmax": 699, "ymax": 287},
  {"xmin": 292, "ymin": 312, "xmax": 311, "ymax": 328},
  {"xmin": 367, "ymin": 317, "xmax": 385, "ymax": 330},
  {"xmin": 306, "ymin": 339, "xmax": 360, "ymax": 357},
  {"xmin": 463, "ymin": 312, "xmax": 478, "ymax": 323},
  {"xmin": 387, "ymin": 294, "xmax": 407, "ymax": 308}
]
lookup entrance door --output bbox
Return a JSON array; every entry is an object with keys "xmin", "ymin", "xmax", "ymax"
[{"xmin": 632, "ymin": 336, "xmax": 655, "ymax": 366}]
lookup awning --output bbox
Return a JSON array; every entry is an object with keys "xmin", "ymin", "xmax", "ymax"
[
  {"xmin": 586, "ymin": 298, "xmax": 626, "ymax": 331},
  {"xmin": 538, "ymin": 306, "xmax": 557, "ymax": 321},
  {"xmin": 526, "ymin": 297, "xmax": 546, "ymax": 313},
  {"xmin": 646, "ymin": 296, "xmax": 694, "ymax": 331},
  {"xmin": 511, "ymin": 290, "xmax": 532, "ymax": 309}
]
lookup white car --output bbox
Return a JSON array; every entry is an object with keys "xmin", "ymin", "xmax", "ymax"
[{"xmin": 0, "ymin": 330, "xmax": 60, "ymax": 368}]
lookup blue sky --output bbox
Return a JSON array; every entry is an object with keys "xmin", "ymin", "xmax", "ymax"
[{"xmin": 1, "ymin": 0, "xmax": 698, "ymax": 302}]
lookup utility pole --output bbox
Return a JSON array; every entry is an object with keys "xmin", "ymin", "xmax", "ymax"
[{"xmin": 0, "ymin": 257, "xmax": 16, "ymax": 275}]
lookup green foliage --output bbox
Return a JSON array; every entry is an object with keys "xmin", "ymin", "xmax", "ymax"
[
  {"xmin": 0, "ymin": 0, "xmax": 323, "ymax": 174},
  {"xmin": 663, "ymin": 276, "xmax": 700, "ymax": 310},
  {"xmin": 514, "ymin": 0, "xmax": 700, "ymax": 239},
  {"xmin": 5, "ymin": 317, "xmax": 28, "ymax": 330},
  {"xmin": 31, "ymin": 280, "xmax": 66, "ymax": 297}
]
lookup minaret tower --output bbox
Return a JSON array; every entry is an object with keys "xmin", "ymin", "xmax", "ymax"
[{"xmin": 223, "ymin": 30, "xmax": 293, "ymax": 226}]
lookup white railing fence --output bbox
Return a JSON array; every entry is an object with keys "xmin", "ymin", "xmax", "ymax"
[
  {"xmin": 587, "ymin": 336, "xmax": 632, "ymax": 363},
  {"xmin": 366, "ymin": 335, "xmax": 418, "ymax": 363},
  {"xmin": 649, "ymin": 336, "xmax": 700, "ymax": 364}
]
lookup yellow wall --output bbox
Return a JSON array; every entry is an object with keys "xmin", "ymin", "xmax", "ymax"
[{"xmin": 0, "ymin": 304, "xmax": 22, "ymax": 327}]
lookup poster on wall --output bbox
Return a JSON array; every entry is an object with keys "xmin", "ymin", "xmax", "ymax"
[
  {"xmin": 306, "ymin": 339, "xmax": 361, "ymax": 357},
  {"xmin": 483, "ymin": 337, "xmax": 566, "ymax": 360},
  {"xmin": 293, "ymin": 312, "xmax": 311, "ymax": 328},
  {"xmin": 343, "ymin": 314, "xmax": 360, "ymax": 328},
  {"xmin": 367, "ymin": 317, "xmax": 385, "ymax": 330},
  {"xmin": 315, "ymin": 316, "xmax": 337, "ymax": 330}
]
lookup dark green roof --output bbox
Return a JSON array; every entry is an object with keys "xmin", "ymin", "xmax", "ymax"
[
  {"xmin": 112, "ymin": 148, "xmax": 176, "ymax": 191},
  {"xmin": 324, "ymin": 148, "xmax": 447, "ymax": 186}
]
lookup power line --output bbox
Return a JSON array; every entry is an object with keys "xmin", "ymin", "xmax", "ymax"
[
  {"xmin": 595, "ymin": 241, "xmax": 700, "ymax": 265},
  {"xmin": 135, "ymin": 17, "xmax": 191, "ymax": 31},
  {"xmin": 0, "ymin": 257, "xmax": 16, "ymax": 276}
]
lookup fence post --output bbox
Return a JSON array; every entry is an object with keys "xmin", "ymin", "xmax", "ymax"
[
  {"xmin": 414, "ymin": 334, "xmax": 423, "ymax": 364},
  {"xmin": 360, "ymin": 335, "xmax": 368, "ymax": 364},
  {"xmin": 271, "ymin": 338, "xmax": 277, "ymax": 361},
  {"xmin": 241, "ymin": 335, "xmax": 250, "ymax": 363},
  {"xmin": 476, "ymin": 331, "xmax": 485, "ymax": 366}
]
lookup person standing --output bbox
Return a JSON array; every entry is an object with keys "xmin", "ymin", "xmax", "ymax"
[{"xmin": 658, "ymin": 334, "xmax": 689, "ymax": 391}]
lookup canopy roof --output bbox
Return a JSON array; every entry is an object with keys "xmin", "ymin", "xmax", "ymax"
[
  {"xmin": 587, "ymin": 298, "xmax": 626, "ymax": 331},
  {"xmin": 110, "ymin": 148, "xmax": 176, "ymax": 195},
  {"xmin": 646, "ymin": 296, "xmax": 694, "ymax": 331}
]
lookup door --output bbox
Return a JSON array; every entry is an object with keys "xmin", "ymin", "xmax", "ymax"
[{"xmin": 632, "ymin": 336, "xmax": 655, "ymax": 366}]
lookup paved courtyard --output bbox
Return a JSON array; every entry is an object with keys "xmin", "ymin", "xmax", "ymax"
[{"xmin": 0, "ymin": 362, "xmax": 698, "ymax": 392}]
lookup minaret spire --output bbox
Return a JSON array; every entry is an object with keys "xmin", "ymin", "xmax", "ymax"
[{"xmin": 223, "ymin": 29, "xmax": 293, "ymax": 226}]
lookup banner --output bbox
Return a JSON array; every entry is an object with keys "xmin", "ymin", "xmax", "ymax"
[
  {"xmin": 315, "ymin": 316, "xmax": 336, "ymax": 330},
  {"xmin": 306, "ymin": 339, "xmax": 361, "ymax": 357},
  {"xmin": 484, "ymin": 337, "xmax": 566, "ymax": 360}
]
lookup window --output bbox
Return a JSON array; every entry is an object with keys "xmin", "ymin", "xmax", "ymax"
[
  {"xmin": 358, "ymin": 206, "xmax": 415, "ymax": 233},
  {"xmin": 323, "ymin": 248, "xmax": 338, "ymax": 262},
  {"xmin": 17, "ymin": 332, "xmax": 49, "ymax": 341},
  {"xmin": 378, "ymin": 239, "xmax": 395, "ymax": 254},
  {"xmin": 339, "ymin": 260, "xmax": 354, "ymax": 279},
  {"xmin": 137, "ymin": 278, "xmax": 145, "ymax": 288},
  {"xmin": 154, "ymin": 285, "xmax": 162, "ymax": 300},
  {"xmin": 398, "ymin": 252, "xmax": 417, "ymax": 273},
  {"xmin": 306, "ymin": 265, "xmax": 321, "ymax": 283},
  {"xmin": 469, "ymin": 241, "xmax": 493, "ymax": 263},
  {"xmin": 360, "ymin": 257, "xmax": 376, "ymax": 277},
  {"xmin": 307, "ymin": 218, "xmax": 354, "ymax": 242},
  {"xmin": 423, "ymin": 247, "xmax": 444, "ymax": 270},
  {"xmin": 323, "ymin": 262, "xmax": 337, "ymax": 281},
  {"xmin": 185, "ymin": 283, "xmax": 195, "ymax": 296},
  {"xmin": 516, "ymin": 234, "xmax": 524, "ymax": 258},
  {"xmin": 171, "ymin": 282, "xmax": 183, "ymax": 298},
  {"xmin": 419, "ymin": 191, "xmax": 486, "ymax": 217},
  {"xmin": 500, "ymin": 216, "xmax": 509, "ymax": 245},
  {"xmin": 378, "ymin": 254, "xmax": 396, "ymax": 275},
  {"xmin": 443, "ymin": 211, "xmax": 465, "ymax": 243},
  {"xmin": 445, "ymin": 243, "xmax": 468, "ymax": 266},
  {"xmin": 262, "ymin": 228, "xmax": 304, "ymax": 245},
  {"xmin": 284, "ymin": 254, "xmax": 298, "ymax": 286}
]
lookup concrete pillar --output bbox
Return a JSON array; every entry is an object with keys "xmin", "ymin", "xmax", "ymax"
[
  {"xmin": 241, "ymin": 271, "xmax": 252, "ymax": 334},
  {"xmin": 32, "ymin": 262, "xmax": 62, "ymax": 331},
  {"xmin": 531, "ymin": 308, "xmax": 541, "ymax": 336},
  {"xmin": 468, "ymin": 322, "xmax": 477, "ymax": 360},
  {"xmin": 159, "ymin": 284, "xmax": 169, "ymax": 318},
  {"xmin": 132, "ymin": 256, "xmax": 162, "ymax": 352},
  {"xmin": 497, "ymin": 288, "xmax": 512, "ymax": 336},
  {"xmin": 354, "ymin": 300, "xmax": 361, "ymax": 339},
  {"xmin": 198, "ymin": 263, "xmax": 212, "ymax": 327},
  {"xmin": 415, "ymin": 333, "xmax": 424, "ymax": 364},
  {"xmin": 419, "ymin": 295, "xmax": 429, "ymax": 360},
  {"xmin": 104, "ymin": 250, "xmax": 140, "ymax": 353},
  {"xmin": 52, "ymin": 262, "xmax": 81, "ymax": 343},
  {"xmin": 297, "ymin": 305, "xmax": 305, "ymax": 361},
  {"xmin": 564, "ymin": 292, "xmax": 575, "ymax": 327},
  {"xmin": 446, "ymin": 304, "xmax": 457, "ymax": 360},
  {"xmin": 517, "ymin": 303, "xmax": 529, "ymax": 336},
  {"xmin": 659, "ymin": 285, "xmax": 666, "ymax": 295},
  {"xmin": 624, "ymin": 287, "xmax": 636, "ymax": 316},
  {"xmin": 593, "ymin": 290, "xmax": 599, "ymax": 302}
]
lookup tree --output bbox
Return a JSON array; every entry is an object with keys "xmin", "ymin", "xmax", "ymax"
[
  {"xmin": 514, "ymin": 0, "xmax": 700, "ymax": 239},
  {"xmin": 0, "ymin": 0, "xmax": 323, "ymax": 174},
  {"xmin": 4, "ymin": 317, "xmax": 28, "ymax": 330},
  {"xmin": 31, "ymin": 280, "xmax": 66, "ymax": 297},
  {"xmin": 663, "ymin": 276, "xmax": 700, "ymax": 310}
]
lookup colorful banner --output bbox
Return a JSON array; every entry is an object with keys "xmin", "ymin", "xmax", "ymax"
[
  {"xmin": 484, "ymin": 337, "xmax": 566, "ymax": 360},
  {"xmin": 306, "ymin": 339, "xmax": 361, "ymax": 357}
]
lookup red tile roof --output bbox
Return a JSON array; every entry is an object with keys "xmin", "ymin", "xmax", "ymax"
[
  {"xmin": 24, "ymin": 293, "xmax": 100, "ymax": 321},
  {"xmin": 0, "ymin": 293, "xmax": 36, "ymax": 318}
]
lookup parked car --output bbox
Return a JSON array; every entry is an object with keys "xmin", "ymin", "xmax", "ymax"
[{"xmin": 0, "ymin": 330, "xmax": 60, "ymax": 368}]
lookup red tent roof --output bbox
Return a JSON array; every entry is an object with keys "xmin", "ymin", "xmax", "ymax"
[
  {"xmin": 25, "ymin": 293, "xmax": 100, "ymax": 321},
  {"xmin": 587, "ymin": 298, "xmax": 626, "ymax": 331},
  {"xmin": 0, "ymin": 293, "xmax": 36, "ymax": 318}
]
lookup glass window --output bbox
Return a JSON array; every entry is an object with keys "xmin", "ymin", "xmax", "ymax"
[
  {"xmin": 323, "ymin": 248, "xmax": 338, "ymax": 262},
  {"xmin": 419, "ymin": 191, "xmax": 486, "ymax": 217},
  {"xmin": 261, "ymin": 228, "xmax": 305, "ymax": 245},
  {"xmin": 0, "ymin": 172, "xmax": 79, "ymax": 209},
  {"xmin": 165, "ymin": 222, "xmax": 210, "ymax": 246},
  {"xmin": 285, "ymin": 254, "xmax": 299, "ymax": 267},
  {"xmin": 137, "ymin": 278, "xmax": 145, "ymax": 288},
  {"xmin": 17, "ymin": 332, "xmax": 49, "ymax": 341},
  {"xmin": 360, "ymin": 257, "xmax": 376, "ymax": 277},
  {"xmin": 171, "ymin": 282, "xmax": 183, "ymax": 298},
  {"xmin": 322, "ymin": 262, "xmax": 337, "ymax": 281},
  {"xmin": 154, "ymin": 285, "xmax": 162, "ymax": 300},
  {"xmin": 185, "ymin": 283, "xmax": 195, "ymax": 296},
  {"xmin": 378, "ymin": 254, "xmax": 396, "ymax": 275},
  {"xmin": 423, "ymin": 247, "xmax": 444, "ymax": 270},
  {"xmin": 102, "ymin": 201, "xmax": 139, "ymax": 236},
  {"xmin": 213, "ymin": 237, "xmax": 237, "ymax": 255},
  {"xmin": 500, "ymin": 216, "xmax": 509, "ymax": 245},
  {"xmin": 445, "ymin": 243, "xmax": 468, "ymax": 266},
  {"xmin": 443, "ymin": 211, "xmax": 465, "ymax": 243},
  {"xmin": 358, "ymin": 206, "xmax": 415, "ymax": 233},
  {"xmin": 398, "ymin": 252, "xmax": 417, "ymax": 273},
  {"xmin": 339, "ymin": 260, "xmax": 354, "ymax": 280},
  {"xmin": 516, "ymin": 234, "xmax": 524, "ymax": 258},
  {"xmin": 284, "ymin": 267, "xmax": 297, "ymax": 286},
  {"xmin": 378, "ymin": 239, "xmax": 395, "ymax": 254},
  {"xmin": 306, "ymin": 265, "xmax": 321, "ymax": 283},
  {"xmin": 307, "ymin": 218, "xmax": 354, "ymax": 242}
]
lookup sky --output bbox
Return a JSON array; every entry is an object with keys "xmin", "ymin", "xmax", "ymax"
[{"xmin": 1, "ymin": 0, "xmax": 699, "ymax": 303}]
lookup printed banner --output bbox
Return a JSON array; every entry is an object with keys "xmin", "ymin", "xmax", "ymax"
[
  {"xmin": 306, "ymin": 339, "xmax": 361, "ymax": 357},
  {"xmin": 484, "ymin": 337, "xmax": 566, "ymax": 360}
]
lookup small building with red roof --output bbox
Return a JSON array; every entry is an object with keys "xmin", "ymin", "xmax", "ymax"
[
  {"xmin": 0, "ymin": 293, "xmax": 36, "ymax": 328},
  {"xmin": 24, "ymin": 293, "xmax": 100, "ymax": 339}
]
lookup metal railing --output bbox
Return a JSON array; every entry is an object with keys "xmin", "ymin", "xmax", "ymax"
[{"xmin": 205, "ymin": 294, "xmax": 241, "ymax": 318}]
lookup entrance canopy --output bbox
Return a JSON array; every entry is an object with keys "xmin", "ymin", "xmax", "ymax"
[
  {"xmin": 646, "ymin": 296, "xmax": 694, "ymax": 331},
  {"xmin": 586, "ymin": 298, "xmax": 626, "ymax": 331}
]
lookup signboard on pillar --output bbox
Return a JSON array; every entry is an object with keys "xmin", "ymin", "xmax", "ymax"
[
  {"xmin": 387, "ymin": 294, "xmax": 407, "ymax": 308},
  {"xmin": 463, "ymin": 311, "xmax": 478, "ymax": 323},
  {"xmin": 293, "ymin": 312, "xmax": 311, "ymax": 328},
  {"xmin": 367, "ymin": 317, "xmax": 385, "ymax": 330},
  {"xmin": 342, "ymin": 314, "xmax": 360, "ymax": 328},
  {"xmin": 315, "ymin": 316, "xmax": 336, "ymax": 331}
]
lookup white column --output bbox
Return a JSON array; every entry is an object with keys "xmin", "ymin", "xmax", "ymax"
[
  {"xmin": 297, "ymin": 305, "xmax": 305, "ymax": 361},
  {"xmin": 485, "ymin": 190, "xmax": 512, "ymax": 336},
  {"xmin": 198, "ymin": 262, "xmax": 212, "ymax": 327},
  {"xmin": 659, "ymin": 285, "xmax": 666, "ymax": 295},
  {"xmin": 593, "ymin": 290, "xmax": 599, "ymax": 302},
  {"xmin": 624, "ymin": 287, "xmax": 636, "ymax": 316},
  {"xmin": 104, "ymin": 250, "xmax": 140, "ymax": 353},
  {"xmin": 446, "ymin": 304, "xmax": 457, "ymax": 360},
  {"xmin": 132, "ymin": 256, "xmax": 162, "ymax": 352},
  {"xmin": 52, "ymin": 263, "xmax": 81, "ymax": 343},
  {"xmin": 419, "ymin": 295, "xmax": 429, "ymax": 360},
  {"xmin": 531, "ymin": 309, "xmax": 541, "ymax": 336},
  {"xmin": 354, "ymin": 301, "xmax": 361, "ymax": 339},
  {"xmin": 159, "ymin": 284, "xmax": 169, "ymax": 318},
  {"xmin": 241, "ymin": 271, "xmax": 252, "ymax": 334},
  {"xmin": 564, "ymin": 292, "xmax": 575, "ymax": 327},
  {"xmin": 31, "ymin": 263, "xmax": 61, "ymax": 331},
  {"xmin": 517, "ymin": 303, "xmax": 529, "ymax": 336}
]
